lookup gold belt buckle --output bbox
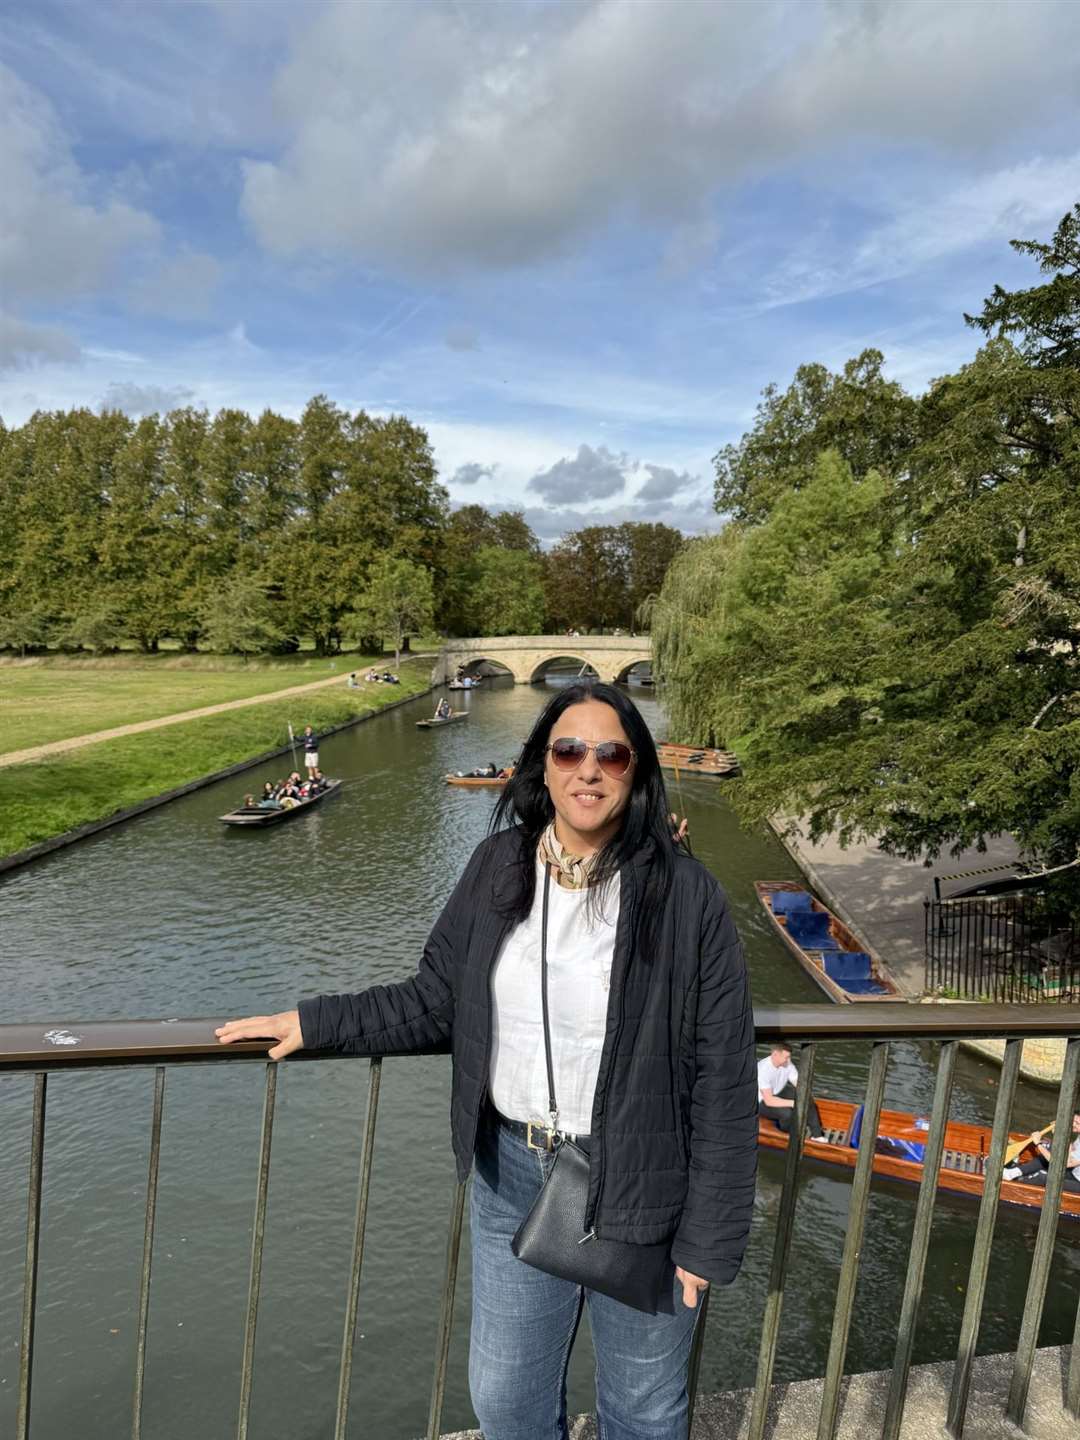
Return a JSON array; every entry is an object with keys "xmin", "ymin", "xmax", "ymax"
[{"xmin": 527, "ymin": 1121, "xmax": 554, "ymax": 1152}]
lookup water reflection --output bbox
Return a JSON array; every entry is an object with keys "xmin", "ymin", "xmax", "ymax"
[{"xmin": 1, "ymin": 680, "xmax": 1076, "ymax": 1438}]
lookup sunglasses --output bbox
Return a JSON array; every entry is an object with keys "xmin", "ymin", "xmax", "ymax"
[{"xmin": 545, "ymin": 737, "xmax": 636, "ymax": 778}]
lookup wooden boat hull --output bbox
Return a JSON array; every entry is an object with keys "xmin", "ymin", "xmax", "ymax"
[
  {"xmin": 657, "ymin": 742, "xmax": 740, "ymax": 778},
  {"xmin": 755, "ymin": 880, "xmax": 902, "ymax": 1003},
  {"xmin": 416, "ymin": 712, "xmax": 468, "ymax": 728},
  {"xmin": 759, "ymin": 1097, "xmax": 1080, "ymax": 1219},
  {"xmin": 444, "ymin": 772, "xmax": 510, "ymax": 788},
  {"xmin": 219, "ymin": 780, "xmax": 342, "ymax": 826}
]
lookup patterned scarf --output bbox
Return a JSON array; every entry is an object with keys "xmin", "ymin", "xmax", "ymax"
[{"xmin": 537, "ymin": 821, "xmax": 599, "ymax": 890}]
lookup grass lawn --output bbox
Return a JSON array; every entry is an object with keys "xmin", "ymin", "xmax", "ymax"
[
  {"xmin": 0, "ymin": 659, "xmax": 432, "ymax": 859},
  {"xmin": 0, "ymin": 650, "xmax": 432, "ymax": 752}
]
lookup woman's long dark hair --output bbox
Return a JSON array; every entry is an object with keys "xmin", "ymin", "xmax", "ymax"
[{"xmin": 490, "ymin": 682, "xmax": 679, "ymax": 950}]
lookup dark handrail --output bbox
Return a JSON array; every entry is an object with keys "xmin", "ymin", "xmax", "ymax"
[{"xmin": 2, "ymin": 1003, "xmax": 1078, "ymax": 1070}]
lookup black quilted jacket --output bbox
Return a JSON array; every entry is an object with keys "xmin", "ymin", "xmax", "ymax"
[{"xmin": 298, "ymin": 826, "xmax": 758, "ymax": 1284}]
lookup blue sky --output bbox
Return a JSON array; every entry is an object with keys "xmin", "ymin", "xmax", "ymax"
[{"xmin": 2, "ymin": 0, "xmax": 1079, "ymax": 541}]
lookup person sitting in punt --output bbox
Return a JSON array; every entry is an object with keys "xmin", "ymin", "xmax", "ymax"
[
  {"xmin": 1003, "ymin": 1113, "xmax": 1080, "ymax": 1192},
  {"xmin": 758, "ymin": 1042, "xmax": 827, "ymax": 1144},
  {"xmin": 435, "ymin": 698, "xmax": 452, "ymax": 721},
  {"xmin": 241, "ymin": 793, "xmax": 257, "ymax": 810},
  {"xmin": 257, "ymin": 783, "xmax": 281, "ymax": 810}
]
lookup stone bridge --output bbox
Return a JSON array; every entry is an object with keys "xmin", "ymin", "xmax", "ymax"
[{"xmin": 432, "ymin": 634, "xmax": 653, "ymax": 686}]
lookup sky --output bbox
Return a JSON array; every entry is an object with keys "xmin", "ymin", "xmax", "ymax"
[{"xmin": 2, "ymin": 0, "xmax": 1079, "ymax": 542}]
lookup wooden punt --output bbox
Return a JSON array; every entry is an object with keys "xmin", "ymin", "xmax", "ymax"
[
  {"xmin": 656, "ymin": 741, "xmax": 740, "ymax": 778},
  {"xmin": 444, "ymin": 769, "xmax": 512, "ymax": 788},
  {"xmin": 447, "ymin": 678, "xmax": 485, "ymax": 690},
  {"xmin": 219, "ymin": 780, "xmax": 341, "ymax": 827},
  {"xmin": 416, "ymin": 712, "xmax": 469, "ymax": 728},
  {"xmin": 759, "ymin": 1097, "xmax": 1080, "ymax": 1220},
  {"xmin": 755, "ymin": 880, "xmax": 902, "ymax": 1003}
]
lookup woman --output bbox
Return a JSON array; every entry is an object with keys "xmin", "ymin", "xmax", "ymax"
[{"xmin": 217, "ymin": 682, "xmax": 757, "ymax": 1438}]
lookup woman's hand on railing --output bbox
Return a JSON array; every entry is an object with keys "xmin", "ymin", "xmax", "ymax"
[{"xmin": 215, "ymin": 1011, "xmax": 304, "ymax": 1061}]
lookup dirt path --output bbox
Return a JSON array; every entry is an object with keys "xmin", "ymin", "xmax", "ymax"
[{"xmin": 0, "ymin": 672, "xmax": 371, "ymax": 769}]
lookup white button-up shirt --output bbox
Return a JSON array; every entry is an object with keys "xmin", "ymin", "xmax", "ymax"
[{"xmin": 489, "ymin": 863, "xmax": 619, "ymax": 1135}]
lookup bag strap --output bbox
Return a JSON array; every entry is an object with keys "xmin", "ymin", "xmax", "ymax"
[{"xmin": 540, "ymin": 866, "xmax": 559, "ymax": 1132}]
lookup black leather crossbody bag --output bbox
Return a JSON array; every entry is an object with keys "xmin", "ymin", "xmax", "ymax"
[{"xmin": 510, "ymin": 867, "xmax": 672, "ymax": 1314}]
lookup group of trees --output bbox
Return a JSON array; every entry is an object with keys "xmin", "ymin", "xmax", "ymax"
[
  {"xmin": 653, "ymin": 205, "xmax": 1080, "ymax": 870},
  {"xmin": 0, "ymin": 396, "xmax": 685, "ymax": 656}
]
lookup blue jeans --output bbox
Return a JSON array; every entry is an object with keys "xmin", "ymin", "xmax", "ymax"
[{"xmin": 469, "ymin": 1109, "xmax": 700, "ymax": 1439}]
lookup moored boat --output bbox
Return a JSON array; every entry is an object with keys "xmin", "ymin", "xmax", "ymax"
[
  {"xmin": 219, "ymin": 780, "xmax": 342, "ymax": 827},
  {"xmin": 416, "ymin": 711, "xmax": 469, "ymax": 728},
  {"xmin": 755, "ymin": 880, "xmax": 902, "ymax": 1002},
  {"xmin": 656, "ymin": 741, "xmax": 740, "ymax": 778},
  {"xmin": 759, "ymin": 1097, "xmax": 1080, "ymax": 1219}
]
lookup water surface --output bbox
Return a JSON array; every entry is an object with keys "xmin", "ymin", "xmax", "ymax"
[{"xmin": 1, "ymin": 681, "xmax": 1075, "ymax": 1437}]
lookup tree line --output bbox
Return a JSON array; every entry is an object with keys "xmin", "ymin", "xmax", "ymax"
[
  {"xmin": 0, "ymin": 394, "xmax": 685, "ymax": 655},
  {"xmin": 652, "ymin": 204, "xmax": 1080, "ymax": 873}
]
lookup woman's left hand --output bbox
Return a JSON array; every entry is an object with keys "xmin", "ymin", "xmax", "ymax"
[{"xmin": 675, "ymin": 1266, "xmax": 709, "ymax": 1309}]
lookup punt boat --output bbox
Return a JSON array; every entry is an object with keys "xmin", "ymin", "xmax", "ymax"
[
  {"xmin": 656, "ymin": 741, "xmax": 740, "ymax": 778},
  {"xmin": 759, "ymin": 1097, "xmax": 1080, "ymax": 1219},
  {"xmin": 219, "ymin": 780, "xmax": 342, "ymax": 827},
  {"xmin": 755, "ymin": 880, "xmax": 902, "ymax": 1002},
  {"xmin": 416, "ymin": 712, "xmax": 469, "ymax": 728},
  {"xmin": 448, "ymin": 677, "xmax": 485, "ymax": 690},
  {"xmin": 444, "ymin": 769, "xmax": 512, "ymax": 788}
]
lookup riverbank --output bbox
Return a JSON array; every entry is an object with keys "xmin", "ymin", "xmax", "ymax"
[
  {"xmin": 770, "ymin": 818, "xmax": 1067, "ymax": 1084},
  {"xmin": 0, "ymin": 662, "xmax": 432, "ymax": 868}
]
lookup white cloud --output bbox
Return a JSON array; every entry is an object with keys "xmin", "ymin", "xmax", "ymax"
[
  {"xmin": 635, "ymin": 463, "xmax": 696, "ymax": 504},
  {"xmin": 452, "ymin": 461, "xmax": 496, "ymax": 486},
  {"xmin": 0, "ymin": 312, "xmax": 80, "ymax": 372},
  {"xmin": 760, "ymin": 152, "xmax": 1080, "ymax": 310},
  {"xmin": 239, "ymin": 0, "xmax": 1080, "ymax": 275},
  {"xmin": 98, "ymin": 381, "xmax": 196, "ymax": 416},
  {"xmin": 529, "ymin": 444, "xmax": 629, "ymax": 506},
  {"xmin": 0, "ymin": 63, "xmax": 159, "ymax": 305}
]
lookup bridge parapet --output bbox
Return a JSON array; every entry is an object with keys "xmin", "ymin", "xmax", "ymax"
[{"xmin": 434, "ymin": 634, "xmax": 653, "ymax": 685}]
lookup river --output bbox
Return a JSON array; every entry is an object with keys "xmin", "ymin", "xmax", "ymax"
[{"xmin": 1, "ymin": 679, "xmax": 1076, "ymax": 1439}]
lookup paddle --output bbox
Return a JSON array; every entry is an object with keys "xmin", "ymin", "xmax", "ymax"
[{"xmin": 1004, "ymin": 1122, "xmax": 1054, "ymax": 1167}]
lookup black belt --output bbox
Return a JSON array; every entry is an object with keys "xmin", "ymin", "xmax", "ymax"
[{"xmin": 490, "ymin": 1105, "xmax": 591, "ymax": 1153}]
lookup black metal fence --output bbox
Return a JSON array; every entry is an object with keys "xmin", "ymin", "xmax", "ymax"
[
  {"xmin": 925, "ymin": 893, "xmax": 1080, "ymax": 1002},
  {"xmin": 2, "ymin": 1007, "xmax": 1079, "ymax": 1440}
]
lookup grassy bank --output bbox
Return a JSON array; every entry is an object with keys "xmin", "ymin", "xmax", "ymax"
[
  {"xmin": 0, "ymin": 662, "xmax": 431, "ymax": 859},
  {"xmin": 0, "ymin": 647, "xmax": 440, "ymax": 751}
]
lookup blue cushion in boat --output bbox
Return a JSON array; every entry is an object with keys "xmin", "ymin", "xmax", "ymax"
[
  {"xmin": 848, "ymin": 1104, "xmax": 864, "ymax": 1149},
  {"xmin": 824, "ymin": 951, "xmax": 873, "ymax": 981},
  {"xmin": 787, "ymin": 910, "xmax": 840, "ymax": 949},
  {"xmin": 772, "ymin": 889, "xmax": 814, "ymax": 916},
  {"xmin": 838, "ymin": 976, "xmax": 889, "ymax": 995}
]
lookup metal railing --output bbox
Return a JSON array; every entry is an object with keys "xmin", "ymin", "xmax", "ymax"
[
  {"xmin": 925, "ymin": 893, "xmax": 1080, "ymax": 1001},
  {"xmin": 2, "ymin": 1005, "xmax": 1079, "ymax": 1440}
]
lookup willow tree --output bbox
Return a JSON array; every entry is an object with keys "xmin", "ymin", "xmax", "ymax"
[{"xmin": 656, "ymin": 208, "xmax": 1080, "ymax": 868}]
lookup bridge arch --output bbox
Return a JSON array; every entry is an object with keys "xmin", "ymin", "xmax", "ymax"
[
  {"xmin": 435, "ymin": 635, "xmax": 653, "ymax": 686},
  {"xmin": 527, "ymin": 653, "xmax": 600, "ymax": 685},
  {"xmin": 613, "ymin": 655, "xmax": 654, "ymax": 684}
]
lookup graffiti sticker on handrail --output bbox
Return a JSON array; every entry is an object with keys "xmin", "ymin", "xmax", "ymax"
[{"xmin": 43, "ymin": 1029, "xmax": 82, "ymax": 1046}]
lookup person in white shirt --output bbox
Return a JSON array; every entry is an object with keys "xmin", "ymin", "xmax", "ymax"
[
  {"xmin": 758, "ymin": 1042, "xmax": 826, "ymax": 1142},
  {"xmin": 1004, "ymin": 1112, "xmax": 1080, "ymax": 1192}
]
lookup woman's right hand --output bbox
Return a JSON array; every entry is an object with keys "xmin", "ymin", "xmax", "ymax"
[{"xmin": 215, "ymin": 1010, "xmax": 304, "ymax": 1061}]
